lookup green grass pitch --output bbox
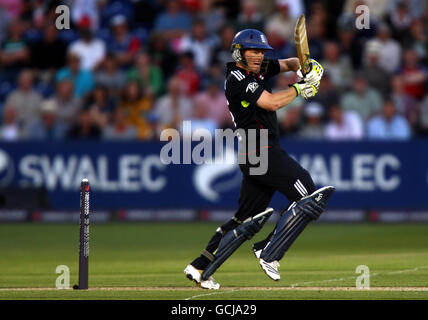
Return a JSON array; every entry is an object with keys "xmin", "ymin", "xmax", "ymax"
[{"xmin": 0, "ymin": 222, "xmax": 428, "ymax": 300}]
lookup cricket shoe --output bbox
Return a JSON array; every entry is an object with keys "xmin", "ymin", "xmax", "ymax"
[
  {"xmin": 259, "ymin": 259, "xmax": 280, "ymax": 281},
  {"xmin": 252, "ymin": 246, "xmax": 262, "ymax": 259},
  {"xmin": 252, "ymin": 238, "xmax": 271, "ymax": 259},
  {"xmin": 184, "ymin": 264, "xmax": 220, "ymax": 290}
]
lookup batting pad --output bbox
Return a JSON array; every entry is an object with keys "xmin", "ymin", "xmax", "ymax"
[
  {"xmin": 260, "ymin": 186, "xmax": 335, "ymax": 263},
  {"xmin": 201, "ymin": 208, "xmax": 274, "ymax": 280}
]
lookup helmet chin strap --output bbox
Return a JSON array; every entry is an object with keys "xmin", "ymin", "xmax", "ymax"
[
  {"xmin": 235, "ymin": 50, "xmax": 269, "ymax": 76},
  {"xmin": 234, "ymin": 49, "xmax": 257, "ymax": 71}
]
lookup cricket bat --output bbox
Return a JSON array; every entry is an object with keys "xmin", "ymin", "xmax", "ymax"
[{"xmin": 294, "ymin": 14, "xmax": 311, "ymax": 75}]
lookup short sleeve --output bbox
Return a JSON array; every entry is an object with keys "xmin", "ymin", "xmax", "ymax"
[
  {"xmin": 264, "ymin": 59, "xmax": 280, "ymax": 79},
  {"xmin": 236, "ymin": 78, "xmax": 265, "ymax": 105}
]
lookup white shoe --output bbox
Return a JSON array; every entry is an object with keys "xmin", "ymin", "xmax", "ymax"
[
  {"xmin": 200, "ymin": 277, "xmax": 220, "ymax": 290},
  {"xmin": 253, "ymin": 248, "xmax": 262, "ymax": 259},
  {"xmin": 259, "ymin": 259, "xmax": 280, "ymax": 281},
  {"xmin": 184, "ymin": 264, "xmax": 220, "ymax": 290}
]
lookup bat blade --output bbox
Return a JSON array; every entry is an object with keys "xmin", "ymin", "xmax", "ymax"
[{"xmin": 294, "ymin": 14, "xmax": 311, "ymax": 75}]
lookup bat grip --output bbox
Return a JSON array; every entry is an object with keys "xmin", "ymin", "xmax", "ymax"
[{"xmin": 303, "ymin": 61, "xmax": 311, "ymax": 76}]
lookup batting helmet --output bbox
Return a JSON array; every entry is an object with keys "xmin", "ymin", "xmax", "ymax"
[
  {"xmin": 231, "ymin": 29, "xmax": 273, "ymax": 51},
  {"xmin": 231, "ymin": 29, "xmax": 273, "ymax": 72}
]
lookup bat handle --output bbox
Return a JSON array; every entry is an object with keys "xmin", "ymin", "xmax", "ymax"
[{"xmin": 303, "ymin": 61, "xmax": 312, "ymax": 75}]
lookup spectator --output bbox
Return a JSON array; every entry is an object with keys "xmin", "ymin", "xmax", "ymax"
[
  {"xmin": 366, "ymin": 100, "xmax": 411, "ymax": 140},
  {"xmin": 56, "ymin": 52, "xmax": 94, "ymax": 99},
  {"xmin": 23, "ymin": 99, "xmax": 67, "ymax": 141},
  {"xmin": 277, "ymin": 98, "xmax": 303, "ymax": 138},
  {"xmin": 307, "ymin": 1, "xmax": 328, "ymax": 40},
  {"xmin": 126, "ymin": 51, "xmax": 164, "ymax": 97},
  {"xmin": 0, "ymin": 5, "xmax": 12, "ymax": 45},
  {"xmin": 364, "ymin": 23, "xmax": 401, "ymax": 74},
  {"xmin": 304, "ymin": 14, "xmax": 324, "ymax": 62},
  {"xmin": 211, "ymin": 24, "xmax": 236, "ymax": 66},
  {"xmin": 321, "ymin": 41, "xmax": 353, "ymax": 90},
  {"xmin": 300, "ymin": 102, "xmax": 325, "ymax": 140},
  {"xmin": 406, "ymin": 19, "xmax": 428, "ymax": 65},
  {"xmin": 399, "ymin": 48, "xmax": 428, "ymax": 100},
  {"xmin": 0, "ymin": 0, "xmax": 22, "ymax": 19},
  {"xmin": 391, "ymin": 75, "xmax": 419, "ymax": 128},
  {"xmin": 20, "ymin": 0, "xmax": 42, "ymax": 28},
  {"xmin": 68, "ymin": 16, "xmax": 106, "ymax": 71},
  {"xmin": 180, "ymin": 99, "xmax": 217, "ymax": 139},
  {"xmin": 361, "ymin": 41, "xmax": 391, "ymax": 96},
  {"xmin": 174, "ymin": 51, "xmax": 201, "ymax": 97},
  {"xmin": 147, "ymin": 31, "xmax": 179, "ymax": 80},
  {"xmin": 21, "ymin": 1, "xmax": 59, "ymax": 32},
  {"xmin": 107, "ymin": 14, "xmax": 141, "ymax": 68},
  {"xmin": 153, "ymin": 77, "xmax": 193, "ymax": 135},
  {"xmin": 85, "ymin": 85, "xmax": 116, "ymax": 130},
  {"xmin": 404, "ymin": 19, "xmax": 427, "ymax": 65},
  {"xmin": 153, "ymin": 0, "xmax": 193, "ymax": 44},
  {"xmin": 388, "ymin": 0, "xmax": 413, "ymax": 42},
  {"xmin": 118, "ymin": 80, "xmax": 154, "ymax": 140},
  {"xmin": 235, "ymin": 0, "xmax": 265, "ymax": 31},
  {"xmin": 94, "ymin": 53, "xmax": 126, "ymax": 98},
  {"xmin": 271, "ymin": 0, "xmax": 304, "ymax": 20},
  {"xmin": 0, "ymin": 19, "xmax": 30, "ymax": 82},
  {"xmin": 387, "ymin": 0, "xmax": 427, "ymax": 19},
  {"xmin": 31, "ymin": 24, "xmax": 68, "ymax": 76},
  {"xmin": 422, "ymin": 7, "xmax": 428, "ymax": 43},
  {"xmin": 340, "ymin": 75, "xmax": 383, "ymax": 121},
  {"xmin": 324, "ymin": 104, "xmax": 364, "ymax": 140},
  {"xmin": 264, "ymin": 29, "xmax": 293, "ymax": 61},
  {"xmin": 197, "ymin": 0, "xmax": 226, "ymax": 34},
  {"xmin": 52, "ymin": 78, "xmax": 82, "ymax": 128},
  {"xmin": 265, "ymin": 1, "xmax": 296, "ymax": 43},
  {"xmin": 343, "ymin": 0, "xmax": 389, "ymax": 20},
  {"xmin": 4, "ymin": 69, "xmax": 42, "ymax": 129},
  {"xmin": 178, "ymin": 19, "xmax": 219, "ymax": 73},
  {"xmin": 338, "ymin": 25, "xmax": 364, "ymax": 70},
  {"xmin": 205, "ymin": 63, "xmax": 226, "ymax": 94},
  {"xmin": 273, "ymin": 71, "xmax": 299, "ymax": 98},
  {"xmin": 193, "ymin": 78, "xmax": 230, "ymax": 128},
  {"xmin": 313, "ymin": 72, "xmax": 340, "ymax": 116},
  {"xmin": 338, "ymin": 0, "xmax": 377, "ymax": 41},
  {"xmin": 417, "ymin": 95, "xmax": 428, "ymax": 136},
  {"xmin": 132, "ymin": 0, "xmax": 163, "ymax": 30},
  {"xmin": 0, "ymin": 106, "xmax": 20, "ymax": 141},
  {"xmin": 102, "ymin": 107, "xmax": 138, "ymax": 140},
  {"xmin": 71, "ymin": 0, "xmax": 100, "ymax": 31},
  {"xmin": 67, "ymin": 108, "xmax": 101, "ymax": 140}
]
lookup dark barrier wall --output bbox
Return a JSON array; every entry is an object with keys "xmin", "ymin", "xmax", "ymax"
[{"xmin": 0, "ymin": 140, "xmax": 427, "ymax": 210}]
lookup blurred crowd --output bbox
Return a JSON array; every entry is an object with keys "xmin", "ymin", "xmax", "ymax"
[{"xmin": 0, "ymin": 0, "xmax": 428, "ymax": 142}]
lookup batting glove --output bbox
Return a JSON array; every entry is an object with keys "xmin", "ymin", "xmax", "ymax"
[
  {"xmin": 297, "ymin": 59, "xmax": 324, "ymax": 85},
  {"xmin": 291, "ymin": 80, "xmax": 319, "ymax": 99}
]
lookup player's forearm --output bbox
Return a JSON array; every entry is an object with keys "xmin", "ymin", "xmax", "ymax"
[
  {"xmin": 270, "ymin": 88, "xmax": 298, "ymax": 110},
  {"xmin": 279, "ymin": 58, "xmax": 300, "ymax": 72},
  {"xmin": 257, "ymin": 88, "xmax": 297, "ymax": 111}
]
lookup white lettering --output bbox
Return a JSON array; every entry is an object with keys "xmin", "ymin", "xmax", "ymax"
[
  {"xmin": 353, "ymin": 155, "xmax": 375, "ymax": 191},
  {"xmin": 355, "ymin": 5, "xmax": 370, "ymax": 29},
  {"xmin": 375, "ymin": 155, "xmax": 400, "ymax": 191},
  {"xmin": 141, "ymin": 155, "xmax": 166, "ymax": 192},
  {"xmin": 19, "ymin": 155, "xmax": 43, "ymax": 187},
  {"xmin": 119, "ymin": 155, "xmax": 141, "ymax": 191},
  {"xmin": 295, "ymin": 154, "xmax": 401, "ymax": 192},
  {"xmin": 55, "ymin": 265, "xmax": 70, "ymax": 289}
]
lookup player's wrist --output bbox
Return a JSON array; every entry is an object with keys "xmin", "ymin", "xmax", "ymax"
[
  {"xmin": 290, "ymin": 83, "xmax": 301, "ymax": 96},
  {"xmin": 289, "ymin": 58, "xmax": 300, "ymax": 72}
]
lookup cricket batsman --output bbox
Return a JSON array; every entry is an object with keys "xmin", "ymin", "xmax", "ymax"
[{"xmin": 184, "ymin": 29, "xmax": 335, "ymax": 289}]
